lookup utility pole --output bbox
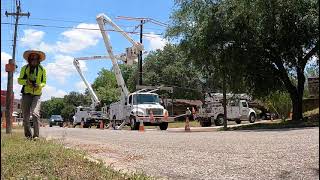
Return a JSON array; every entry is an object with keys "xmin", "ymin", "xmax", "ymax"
[
  {"xmin": 222, "ymin": 70, "xmax": 227, "ymax": 130},
  {"xmin": 138, "ymin": 20, "xmax": 144, "ymax": 85},
  {"xmin": 4, "ymin": 0, "xmax": 30, "ymax": 134}
]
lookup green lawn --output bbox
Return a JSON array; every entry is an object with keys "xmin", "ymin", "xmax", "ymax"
[
  {"xmin": 1, "ymin": 130, "xmax": 150, "ymax": 180},
  {"xmin": 168, "ymin": 120, "xmax": 201, "ymax": 128},
  {"xmin": 224, "ymin": 116, "xmax": 318, "ymax": 131}
]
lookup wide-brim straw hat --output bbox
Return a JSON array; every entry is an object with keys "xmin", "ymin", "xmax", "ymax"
[{"xmin": 23, "ymin": 50, "xmax": 46, "ymax": 62}]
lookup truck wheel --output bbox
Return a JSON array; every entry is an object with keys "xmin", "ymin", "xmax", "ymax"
[
  {"xmin": 235, "ymin": 119, "xmax": 241, "ymax": 124},
  {"xmin": 249, "ymin": 113, "xmax": 256, "ymax": 123},
  {"xmin": 59, "ymin": 123, "xmax": 63, "ymax": 127},
  {"xmin": 49, "ymin": 123, "xmax": 53, "ymax": 127},
  {"xmin": 214, "ymin": 115, "xmax": 224, "ymax": 126},
  {"xmin": 130, "ymin": 117, "xmax": 139, "ymax": 130},
  {"xmin": 159, "ymin": 122, "xmax": 168, "ymax": 130},
  {"xmin": 200, "ymin": 119, "xmax": 211, "ymax": 127}
]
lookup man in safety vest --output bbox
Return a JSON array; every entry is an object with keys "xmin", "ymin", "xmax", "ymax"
[{"xmin": 18, "ymin": 50, "xmax": 47, "ymax": 139}]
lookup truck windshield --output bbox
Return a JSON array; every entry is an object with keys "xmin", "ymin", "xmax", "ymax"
[{"xmin": 133, "ymin": 94, "xmax": 159, "ymax": 105}]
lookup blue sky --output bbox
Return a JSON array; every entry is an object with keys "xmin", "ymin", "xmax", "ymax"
[{"xmin": 1, "ymin": 0, "xmax": 175, "ymax": 100}]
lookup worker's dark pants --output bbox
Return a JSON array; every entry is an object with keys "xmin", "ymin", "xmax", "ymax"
[{"xmin": 22, "ymin": 94, "xmax": 41, "ymax": 138}]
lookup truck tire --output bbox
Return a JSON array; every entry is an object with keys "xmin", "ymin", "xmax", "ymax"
[
  {"xmin": 159, "ymin": 122, "xmax": 168, "ymax": 130},
  {"xmin": 249, "ymin": 113, "xmax": 256, "ymax": 123},
  {"xmin": 130, "ymin": 117, "xmax": 139, "ymax": 130},
  {"xmin": 235, "ymin": 119, "xmax": 241, "ymax": 124},
  {"xmin": 59, "ymin": 123, "xmax": 63, "ymax": 127},
  {"xmin": 83, "ymin": 122, "xmax": 89, "ymax": 128},
  {"xmin": 49, "ymin": 123, "xmax": 52, "ymax": 127},
  {"xmin": 214, "ymin": 115, "xmax": 224, "ymax": 126},
  {"xmin": 200, "ymin": 119, "xmax": 211, "ymax": 127}
]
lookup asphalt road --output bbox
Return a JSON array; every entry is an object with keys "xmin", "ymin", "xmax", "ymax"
[{"xmin": 40, "ymin": 126, "xmax": 319, "ymax": 180}]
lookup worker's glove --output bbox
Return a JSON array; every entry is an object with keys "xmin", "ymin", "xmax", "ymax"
[{"xmin": 31, "ymin": 80, "xmax": 38, "ymax": 88}]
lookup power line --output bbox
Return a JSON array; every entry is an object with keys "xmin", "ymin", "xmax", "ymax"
[
  {"xmin": 1, "ymin": 22, "xmax": 164, "ymax": 38},
  {"xmin": 25, "ymin": 17, "xmax": 166, "ymax": 31}
]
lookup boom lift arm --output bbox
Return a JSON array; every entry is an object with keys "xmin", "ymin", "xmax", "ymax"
[
  {"xmin": 96, "ymin": 13, "xmax": 143, "ymax": 98},
  {"xmin": 73, "ymin": 58, "xmax": 101, "ymax": 109},
  {"xmin": 73, "ymin": 54, "xmax": 130, "ymax": 109}
]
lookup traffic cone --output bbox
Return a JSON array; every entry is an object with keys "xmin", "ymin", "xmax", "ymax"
[
  {"xmin": 164, "ymin": 111, "xmax": 168, "ymax": 121},
  {"xmin": 149, "ymin": 110, "xmax": 154, "ymax": 122},
  {"xmin": 185, "ymin": 116, "xmax": 190, "ymax": 132},
  {"xmin": 99, "ymin": 120, "xmax": 104, "ymax": 130},
  {"xmin": 2, "ymin": 120, "xmax": 6, "ymax": 128},
  {"xmin": 139, "ymin": 120, "xmax": 145, "ymax": 132}
]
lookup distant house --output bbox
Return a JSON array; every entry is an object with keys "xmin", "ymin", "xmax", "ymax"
[
  {"xmin": 13, "ymin": 99, "xmax": 22, "ymax": 118},
  {"xmin": 1, "ymin": 90, "xmax": 14, "ymax": 121}
]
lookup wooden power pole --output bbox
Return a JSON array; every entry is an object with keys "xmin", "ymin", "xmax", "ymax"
[
  {"xmin": 138, "ymin": 20, "xmax": 144, "ymax": 85},
  {"xmin": 4, "ymin": 0, "xmax": 30, "ymax": 134}
]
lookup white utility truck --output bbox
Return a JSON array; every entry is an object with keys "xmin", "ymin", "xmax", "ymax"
[
  {"xmin": 72, "ymin": 57, "xmax": 109, "ymax": 128},
  {"xmin": 197, "ymin": 93, "xmax": 256, "ymax": 127},
  {"xmin": 94, "ymin": 13, "xmax": 173, "ymax": 130}
]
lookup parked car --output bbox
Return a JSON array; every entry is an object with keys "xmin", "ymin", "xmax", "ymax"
[{"xmin": 49, "ymin": 115, "xmax": 64, "ymax": 127}]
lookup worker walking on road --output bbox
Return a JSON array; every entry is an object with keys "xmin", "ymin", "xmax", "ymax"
[{"xmin": 18, "ymin": 50, "xmax": 46, "ymax": 139}]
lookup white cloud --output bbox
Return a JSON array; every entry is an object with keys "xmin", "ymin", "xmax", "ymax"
[
  {"xmin": 41, "ymin": 85, "xmax": 67, "ymax": 101},
  {"xmin": 145, "ymin": 32, "xmax": 168, "ymax": 51},
  {"xmin": 20, "ymin": 23, "xmax": 101, "ymax": 54},
  {"xmin": 20, "ymin": 29, "xmax": 45, "ymax": 47},
  {"xmin": 75, "ymin": 81, "xmax": 87, "ymax": 93},
  {"xmin": 56, "ymin": 23, "xmax": 101, "ymax": 53},
  {"xmin": 45, "ymin": 54, "xmax": 87, "ymax": 84}
]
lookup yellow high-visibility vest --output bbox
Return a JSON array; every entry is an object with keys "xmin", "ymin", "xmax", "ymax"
[{"xmin": 18, "ymin": 65, "xmax": 46, "ymax": 96}]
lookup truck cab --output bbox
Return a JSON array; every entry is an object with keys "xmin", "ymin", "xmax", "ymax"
[{"xmin": 109, "ymin": 92, "xmax": 171, "ymax": 130}]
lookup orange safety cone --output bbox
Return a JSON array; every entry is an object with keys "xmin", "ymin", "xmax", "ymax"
[
  {"xmin": 185, "ymin": 116, "xmax": 190, "ymax": 132},
  {"xmin": 149, "ymin": 110, "xmax": 154, "ymax": 122},
  {"xmin": 2, "ymin": 120, "xmax": 6, "ymax": 128},
  {"xmin": 99, "ymin": 120, "xmax": 104, "ymax": 130},
  {"xmin": 139, "ymin": 120, "xmax": 145, "ymax": 132},
  {"xmin": 164, "ymin": 111, "xmax": 168, "ymax": 121}
]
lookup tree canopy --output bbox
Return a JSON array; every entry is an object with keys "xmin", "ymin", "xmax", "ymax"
[{"xmin": 167, "ymin": 0, "xmax": 319, "ymax": 120}]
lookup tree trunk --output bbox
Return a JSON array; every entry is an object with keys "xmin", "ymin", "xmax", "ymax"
[
  {"xmin": 274, "ymin": 60, "xmax": 305, "ymax": 121},
  {"xmin": 291, "ymin": 66, "xmax": 305, "ymax": 121}
]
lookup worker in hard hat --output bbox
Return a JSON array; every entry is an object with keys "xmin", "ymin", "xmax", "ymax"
[{"xmin": 18, "ymin": 50, "xmax": 47, "ymax": 140}]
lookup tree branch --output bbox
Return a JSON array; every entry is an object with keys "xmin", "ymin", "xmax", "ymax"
[
  {"xmin": 273, "ymin": 58, "xmax": 297, "ymax": 96},
  {"xmin": 302, "ymin": 42, "xmax": 319, "ymax": 68}
]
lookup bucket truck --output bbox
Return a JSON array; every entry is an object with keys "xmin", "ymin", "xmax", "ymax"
[
  {"xmin": 72, "ymin": 56, "xmax": 109, "ymax": 128},
  {"xmin": 96, "ymin": 13, "xmax": 174, "ymax": 130}
]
